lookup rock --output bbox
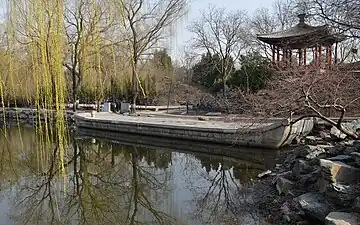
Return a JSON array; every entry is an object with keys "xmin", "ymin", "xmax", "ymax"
[
  {"xmin": 276, "ymin": 177, "xmax": 294, "ymax": 195},
  {"xmin": 197, "ymin": 116, "xmax": 209, "ymax": 121},
  {"xmin": 205, "ymin": 112, "xmax": 221, "ymax": 116},
  {"xmin": 305, "ymin": 136, "xmax": 324, "ymax": 145},
  {"xmin": 344, "ymin": 147, "xmax": 357, "ymax": 155},
  {"xmin": 317, "ymin": 176, "xmax": 330, "ymax": 193},
  {"xmin": 350, "ymin": 119, "xmax": 360, "ymax": 133},
  {"xmin": 296, "ymin": 221, "xmax": 310, "ymax": 225},
  {"xmin": 317, "ymin": 144, "xmax": 336, "ymax": 149},
  {"xmin": 305, "ymin": 136, "xmax": 317, "ymax": 141},
  {"xmin": 273, "ymin": 171, "xmax": 294, "ymax": 183},
  {"xmin": 286, "ymin": 145, "xmax": 326, "ymax": 163},
  {"xmin": 327, "ymin": 155, "xmax": 353, "ymax": 163},
  {"xmin": 320, "ymin": 131, "xmax": 332, "ymax": 140},
  {"xmin": 353, "ymin": 197, "xmax": 360, "ymax": 213},
  {"xmin": 292, "ymin": 145, "xmax": 318, "ymax": 157},
  {"xmin": 331, "ymin": 126, "xmax": 347, "ymax": 139},
  {"xmin": 295, "ymin": 192, "xmax": 331, "ymax": 222},
  {"xmin": 320, "ymin": 159, "xmax": 360, "ymax": 184},
  {"xmin": 292, "ymin": 159, "xmax": 314, "ymax": 177},
  {"xmin": 298, "ymin": 169, "xmax": 322, "ymax": 187},
  {"xmin": 325, "ymin": 183, "xmax": 360, "ymax": 207},
  {"xmin": 322, "ymin": 145, "xmax": 341, "ymax": 156},
  {"xmin": 331, "ymin": 120, "xmax": 360, "ymax": 140},
  {"xmin": 325, "ymin": 212, "xmax": 360, "ymax": 225},
  {"xmin": 257, "ymin": 170, "xmax": 272, "ymax": 178},
  {"xmin": 281, "ymin": 202, "xmax": 291, "ymax": 222},
  {"xmin": 343, "ymin": 140, "xmax": 355, "ymax": 146},
  {"xmin": 284, "ymin": 153, "xmax": 297, "ymax": 165},
  {"xmin": 350, "ymin": 152, "xmax": 360, "ymax": 166},
  {"xmin": 306, "ymin": 146, "xmax": 327, "ymax": 159}
]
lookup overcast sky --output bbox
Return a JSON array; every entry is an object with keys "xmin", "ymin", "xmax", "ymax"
[
  {"xmin": 168, "ymin": 0, "xmax": 276, "ymax": 60},
  {"xmin": 0, "ymin": 0, "xmax": 276, "ymax": 60}
]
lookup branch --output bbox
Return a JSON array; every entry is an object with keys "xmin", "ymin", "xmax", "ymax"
[{"xmin": 302, "ymin": 87, "xmax": 359, "ymax": 139}]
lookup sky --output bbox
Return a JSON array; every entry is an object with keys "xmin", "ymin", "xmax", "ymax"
[
  {"xmin": 168, "ymin": 0, "xmax": 275, "ymax": 60},
  {"xmin": 0, "ymin": 0, "xmax": 276, "ymax": 60}
]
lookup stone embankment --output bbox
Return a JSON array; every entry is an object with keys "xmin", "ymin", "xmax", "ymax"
[
  {"xmin": 254, "ymin": 120, "xmax": 360, "ymax": 225},
  {"xmin": 0, "ymin": 108, "xmax": 75, "ymax": 125}
]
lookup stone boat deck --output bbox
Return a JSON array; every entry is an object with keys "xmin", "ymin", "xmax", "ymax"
[
  {"xmin": 74, "ymin": 112, "xmax": 315, "ymax": 148},
  {"xmin": 80, "ymin": 112, "xmax": 278, "ymax": 132}
]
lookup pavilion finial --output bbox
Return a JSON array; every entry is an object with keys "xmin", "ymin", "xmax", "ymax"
[{"xmin": 298, "ymin": 13, "xmax": 306, "ymax": 24}]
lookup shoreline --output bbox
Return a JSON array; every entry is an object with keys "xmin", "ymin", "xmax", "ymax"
[{"xmin": 252, "ymin": 123, "xmax": 360, "ymax": 225}]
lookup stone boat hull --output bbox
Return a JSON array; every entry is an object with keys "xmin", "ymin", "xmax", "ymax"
[{"xmin": 74, "ymin": 112, "xmax": 314, "ymax": 149}]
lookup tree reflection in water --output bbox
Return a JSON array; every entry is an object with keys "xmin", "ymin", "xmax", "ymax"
[
  {"xmin": 0, "ymin": 127, "xmax": 274, "ymax": 225},
  {"xmin": 2, "ymin": 127, "xmax": 176, "ymax": 225},
  {"xmin": 182, "ymin": 153, "xmax": 265, "ymax": 225}
]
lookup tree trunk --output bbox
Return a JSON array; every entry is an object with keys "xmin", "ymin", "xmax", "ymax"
[
  {"xmin": 72, "ymin": 70, "xmax": 77, "ymax": 112},
  {"xmin": 131, "ymin": 58, "xmax": 138, "ymax": 114},
  {"xmin": 223, "ymin": 77, "xmax": 227, "ymax": 97},
  {"xmin": 166, "ymin": 76, "xmax": 173, "ymax": 113}
]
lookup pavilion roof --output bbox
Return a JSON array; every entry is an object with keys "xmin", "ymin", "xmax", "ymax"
[{"xmin": 257, "ymin": 14, "xmax": 344, "ymax": 48}]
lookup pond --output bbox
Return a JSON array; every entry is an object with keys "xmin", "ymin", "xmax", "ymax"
[{"xmin": 0, "ymin": 126, "xmax": 280, "ymax": 225}]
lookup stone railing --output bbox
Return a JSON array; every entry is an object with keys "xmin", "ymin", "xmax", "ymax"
[{"xmin": 0, "ymin": 108, "xmax": 74, "ymax": 125}]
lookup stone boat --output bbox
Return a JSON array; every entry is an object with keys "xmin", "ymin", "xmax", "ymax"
[{"xmin": 74, "ymin": 112, "xmax": 314, "ymax": 149}]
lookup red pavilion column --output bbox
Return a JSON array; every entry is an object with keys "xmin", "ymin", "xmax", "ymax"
[
  {"xmin": 283, "ymin": 48, "xmax": 286, "ymax": 67},
  {"xmin": 289, "ymin": 49, "xmax": 292, "ymax": 67},
  {"xmin": 314, "ymin": 46, "xmax": 318, "ymax": 67},
  {"xmin": 319, "ymin": 46, "xmax": 322, "ymax": 68},
  {"xmin": 329, "ymin": 45, "xmax": 332, "ymax": 68},
  {"xmin": 272, "ymin": 45, "xmax": 275, "ymax": 63},
  {"xmin": 334, "ymin": 42, "xmax": 338, "ymax": 64},
  {"xmin": 303, "ymin": 48, "xmax": 307, "ymax": 66},
  {"xmin": 326, "ymin": 45, "xmax": 332, "ymax": 69}
]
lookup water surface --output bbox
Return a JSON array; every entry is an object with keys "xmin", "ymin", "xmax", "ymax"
[{"xmin": 0, "ymin": 126, "xmax": 279, "ymax": 225}]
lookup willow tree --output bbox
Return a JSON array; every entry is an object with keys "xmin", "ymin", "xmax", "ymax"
[
  {"xmin": 120, "ymin": 0, "xmax": 187, "ymax": 112},
  {"xmin": 4, "ymin": 0, "xmax": 69, "ymax": 175},
  {"xmin": 63, "ymin": 0, "xmax": 120, "ymax": 111}
]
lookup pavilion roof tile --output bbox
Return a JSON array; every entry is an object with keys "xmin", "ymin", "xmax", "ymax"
[{"xmin": 257, "ymin": 23, "xmax": 327, "ymax": 40}]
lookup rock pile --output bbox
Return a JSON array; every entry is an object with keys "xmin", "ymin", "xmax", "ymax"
[{"xmin": 254, "ymin": 123, "xmax": 360, "ymax": 225}]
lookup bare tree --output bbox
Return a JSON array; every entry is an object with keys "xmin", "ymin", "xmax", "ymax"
[
  {"xmin": 188, "ymin": 6, "xmax": 249, "ymax": 97},
  {"xmin": 273, "ymin": 0, "xmax": 298, "ymax": 30},
  {"xmin": 311, "ymin": 0, "xmax": 360, "ymax": 38},
  {"xmin": 249, "ymin": 8, "xmax": 278, "ymax": 58},
  {"xmin": 120, "ymin": 0, "xmax": 187, "ymax": 113},
  {"xmin": 63, "ymin": 0, "xmax": 119, "ymax": 111}
]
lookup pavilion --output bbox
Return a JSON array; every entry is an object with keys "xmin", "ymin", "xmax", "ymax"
[{"xmin": 257, "ymin": 14, "xmax": 344, "ymax": 70}]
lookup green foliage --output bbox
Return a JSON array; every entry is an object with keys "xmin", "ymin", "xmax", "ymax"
[
  {"xmin": 191, "ymin": 53, "xmax": 221, "ymax": 90},
  {"xmin": 191, "ymin": 52, "xmax": 270, "ymax": 93},
  {"xmin": 153, "ymin": 49, "xmax": 173, "ymax": 73},
  {"xmin": 229, "ymin": 53, "xmax": 272, "ymax": 93}
]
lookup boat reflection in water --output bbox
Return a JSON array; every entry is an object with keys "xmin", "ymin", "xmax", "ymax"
[{"xmin": 0, "ymin": 126, "xmax": 280, "ymax": 225}]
